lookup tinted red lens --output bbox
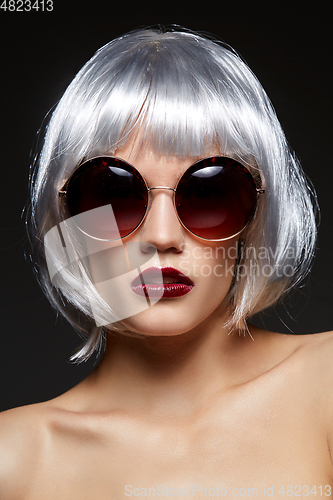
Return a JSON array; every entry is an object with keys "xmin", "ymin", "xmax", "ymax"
[
  {"xmin": 175, "ymin": 158, "xmax": 258, "ymax": 240},
  {"xmin": 64, "ymin": 156, "xmax": 259, "ymax": 241},
  {"xmin": 66, "ymin": 157, "xmax": 148, "ymax": 239}
]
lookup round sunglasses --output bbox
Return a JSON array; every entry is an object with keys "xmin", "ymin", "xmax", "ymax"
[{"xmin": 59, "ymin": 156, "xmax": 265, "ymax": 241}]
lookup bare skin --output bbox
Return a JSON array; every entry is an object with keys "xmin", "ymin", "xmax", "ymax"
[
  {"xmin": 1, "ymin": 327, "xmax": 333, "ymax": 499},
  {"xmin": 1, "ymin": 147, "xmax": 332, "ymax": 499}
]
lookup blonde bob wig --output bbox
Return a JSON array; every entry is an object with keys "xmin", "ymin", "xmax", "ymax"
[{"xmin": 28, "ymin": 27, "xmax": 318, "ymax": 362}]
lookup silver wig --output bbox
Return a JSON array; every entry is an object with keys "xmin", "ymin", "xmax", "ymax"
[{"xmin": 28, "ymin": 27, "xmax": 318, "ymax": 362}]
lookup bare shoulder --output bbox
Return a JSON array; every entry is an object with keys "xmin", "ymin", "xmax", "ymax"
[
  {"xmin": 306, "ymin": 330, "xmax": 333, "ymax": 394},
  {"xmin": 0, "ymin": 389, "xmax": 105, "ymax": 498},
  {"xmin": 304, "ymin": 331, "xmax": 333, "ymax": 456},
  {"xmin": 248, "ymin": 325, "xmax": 333, "ymax": 387},
  {"xmin": 249, "ymin": 324, "xmax": 333, "ymax": 365},
  {"xmin": 297, "ymin": 329, "xmax": 333, "ymax": 364},
  {"xmin": 291, "ymin": 329, "xmax": 333, "ymax": 425},
  {"xmin": 0, "ymin": 402, "xmax": 54, "ymax": 499},
  {"xmin": 279, "ymin": 329, "xmax": 333, "ymax": 371}
]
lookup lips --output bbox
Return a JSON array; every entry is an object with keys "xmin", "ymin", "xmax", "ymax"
[{"xmin": 130, "ymin": 267, "xmax": 195, "ymax": 298}]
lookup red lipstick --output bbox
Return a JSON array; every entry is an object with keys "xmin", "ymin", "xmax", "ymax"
[{"xmin": 131, "ymin": 267, "xmax": 195, "ymax": 298}]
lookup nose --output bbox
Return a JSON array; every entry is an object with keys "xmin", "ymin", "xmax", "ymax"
[{"xmin": 138, "ymin": 188, "xmax": 185, "ymax": 253}]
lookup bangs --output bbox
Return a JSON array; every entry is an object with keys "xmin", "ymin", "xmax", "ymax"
[
  {"xmin": 51, "ymin": 30, "xmax": 265, "ymax": 176},
  {"xmin": 78, "ymin": 55, "xmax": 219, "ymax": 160}
]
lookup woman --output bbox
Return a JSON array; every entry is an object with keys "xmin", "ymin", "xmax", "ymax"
[{"xmin": 1, "ymin": 27, "xmax": 332, "ymax": 498}]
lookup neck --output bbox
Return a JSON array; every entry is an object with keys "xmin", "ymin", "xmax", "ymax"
[{"xmin": 83, "ymin": 305, "xmax": 256, "ymax": 419}]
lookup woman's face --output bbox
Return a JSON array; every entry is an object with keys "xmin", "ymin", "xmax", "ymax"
[{"xmin": 85, "ymin": 143, "xmax": 239, "ymax": 337}]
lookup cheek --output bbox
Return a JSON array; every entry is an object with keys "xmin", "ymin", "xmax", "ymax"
[
  {"xmin": 180, "ymin": 238, "xmax": 238, "ymax": 294},
  {"xmin": 84, "ymin": 238, "xmax": 163, "ymax": 326}
]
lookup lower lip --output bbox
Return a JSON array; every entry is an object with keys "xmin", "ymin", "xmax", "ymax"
[{"xmin": 131, "ymin": 283, "xmax": 194, "ymax": 298}]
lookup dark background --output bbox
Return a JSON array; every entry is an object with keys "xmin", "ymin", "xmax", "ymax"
[{"xmin": 0, "ymin": 3, "xmax": 332, "ymax": 412}]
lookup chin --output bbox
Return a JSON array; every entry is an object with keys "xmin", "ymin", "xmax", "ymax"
[
  {"xmin": 117, "ymin": 294, "xmax": 228, "ymax": 339},
  {"xmin": 118, "ymin": 302, "xmax": 201, "ymax": 338}
]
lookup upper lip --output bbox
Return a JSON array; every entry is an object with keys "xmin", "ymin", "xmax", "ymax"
[{"xmin": 131, "ymin": 267, "xmax": 195, "ymax": 287}]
